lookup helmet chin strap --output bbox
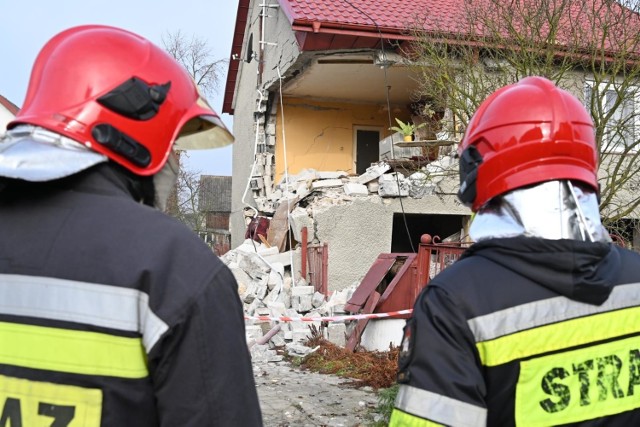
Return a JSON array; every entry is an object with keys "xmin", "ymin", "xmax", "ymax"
[
  {"xmin": 153, "ymin": 151, "xmax": 179, "ymax": 211},
  {"xmin": 469, "ymin": 180, "xmax": 611, "ymax": 243}
]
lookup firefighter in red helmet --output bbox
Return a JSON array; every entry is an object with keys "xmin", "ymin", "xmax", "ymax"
[
  {"xmin": 390, "ymin": 77, "xmax": 640, "ymax": 426},
  {"xmin": 0, "ymin": 26, "xmax": 262, "ymax": 426}
]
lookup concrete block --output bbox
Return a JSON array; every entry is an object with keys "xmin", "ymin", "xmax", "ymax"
[
  {"xmin": 245, "ymin": 325, "xmax": 263, "ymax": 342},
  {"xmin": 266, "ymin": 301, "xmax": 287, "ymax": 318},
  {"xmin": 378, "ymin": 173, "xmax": 409, "ymax": 197},
  {"xmin": 331, "ymin": 304, "xmax": 347, "ymax": 315},
  {"xmin": 366, "ymin": 181, "xmax": 380, "ymax": 193},
  {"xmin": 327, "ymin": 323, "xmax": 347, "ymax": 347},
  {"xmin": 291, "ymin": 285, "xmax": 315, "ymax": 296},
  {"xmin": 343, "ymin": 183, "xmax": 369, "ymax": 196},
  {"xmin": 290, "ymin": 168, "xmax": 318, "ymax": 183},
  {"xmin": 263, "ymin": 249, "xmax": 299, "ymax": 267},
  {"xmin": 266, "ymin": 123, "xmax": 276, "ymax": 135},
  {"xmin": 317, "ymin": 171, "xmax": 347, "ymax": 179},
  {"xmin": 355, "ymin": 162, "xmax": 390, "ymax": 184},
  {"xmin": 230, "ymin": 266, "xmax": 253, "ymax": 294},
  {"xmin": 289, "ymin": 206, "xmax": 315, "ymax": 243},
  {"xmin": 292, "ymin": 329, "xmax": 312, "ymax": 343},
  {"xmin": 255, "ymin": 283, "xmax": 269, "ymax": 301},
  {"xmin": 312, "ymin": 292, "xmax": 326, "ymax": 308},
  {"xmin": 297, "ymin": 294, "xmax": 314, "ymax": 312},
  {"xmin": 286, "ymin": 343, "xmax": 315, "ymax": 356},
  {"xmin": 269, "ymin": 332, "xmax": 287, "ymax": 347},
  {"xmin": 245, "ymin": 298, "xmax": 264, "ymax": 316},
  {"xmin": 311, "ymin": 179, "xmax": 344, "ymax": 189},
  {"xmin": 242, "ymin": 281, "xmax": 258, "ymax": 304},
  {"xmin": 264, "ymin": 286, "xmax": 291, "ymax": 309},
  {"xmin": 255, "ymin": 197, "xmax": 276, "ymax": 214},
  {"xmin": 267, "ymin": 268, "xmax": 283, "ymax": 290},
  {"xmin": 237, "ymin": 251, "xmax": 271, "ymax": 280}
]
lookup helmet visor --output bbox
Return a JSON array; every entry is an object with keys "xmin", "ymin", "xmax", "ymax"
[{"xmin": 174, "ymin": 114, "xmax": 234, "ymax": 150}]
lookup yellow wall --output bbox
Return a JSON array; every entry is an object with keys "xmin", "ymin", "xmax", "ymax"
[{"xmin": 275, "ymin": 98, "xmax": 410, "ymax": 180}]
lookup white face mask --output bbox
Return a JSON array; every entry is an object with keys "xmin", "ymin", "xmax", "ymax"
[
  {"xmin": 153, "ymin": 151, "xmax": 179, "ymax": 211},
  {"xmin": 470, "ymin": 180, "xmax": 611, "ymax": 243}
]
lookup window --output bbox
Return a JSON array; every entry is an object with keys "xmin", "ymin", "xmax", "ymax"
[{"xmin": 584, "ymin": 81, "xmax": 638, "ymax": 152}]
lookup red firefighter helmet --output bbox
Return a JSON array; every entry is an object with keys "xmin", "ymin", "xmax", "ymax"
[
  {"xmin": 9, "ymin": 25, "xmax": 233, "ymax": 176},
  {"xmin": 457, "ymin": 76, "xmax": 598, "ymax": 212}
]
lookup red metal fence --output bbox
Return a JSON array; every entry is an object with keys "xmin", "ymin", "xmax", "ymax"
[{"xmin": 343, "ymin": 234, "xmax": 471, "ymax": 350}]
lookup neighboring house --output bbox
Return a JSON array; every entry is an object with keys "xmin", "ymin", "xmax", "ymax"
[
  {"xmin": 0, "ymin": 94, "xmax": 19, "ymax": 133},
  {"xmin": 224, "ymin": 0, "xmax": 640, "ymax": 292},
  {"xmin": 199, "ymin": 175, "xmax": 233, "ymax": 256}
]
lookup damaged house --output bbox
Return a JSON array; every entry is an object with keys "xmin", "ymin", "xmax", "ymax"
[
  {"xmin": 223, "ymin": 0, "xmax": 640, "ymax": 350},
  {"xmin": 224, "ymin": 0, "xmax": 472, "ymax": 298}
]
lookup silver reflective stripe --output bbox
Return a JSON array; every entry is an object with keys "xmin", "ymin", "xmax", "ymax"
[
  {"xmin": 468, "ymin": 282, "xmax": 640, "ymax": 342},
  {"xmin": 0, "ymin": 274, "xmax": 168, "ymax": 353},
  {"xmin": 394, "ymin": 384, "xmax": 487, "ymax": 427}
]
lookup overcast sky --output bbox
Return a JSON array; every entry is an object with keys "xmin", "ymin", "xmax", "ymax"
[{"xmin": 0, "ymin": 0, "xmax": 238, "ymax": 176}]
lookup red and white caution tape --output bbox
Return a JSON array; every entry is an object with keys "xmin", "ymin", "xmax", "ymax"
[{"xmin": 244, "ymin": 309, "xmax": 413, "ymax": 323}]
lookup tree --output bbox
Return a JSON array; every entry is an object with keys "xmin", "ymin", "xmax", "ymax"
[
  {"xmin": 406, "ymin": 0, "xmax": 640, "ymax": 241},
  {"xmin": 161, "ymin": 30, "xmax": 227, "ymax": 99},
  {"xmin": 164, "ymin": 153, "xmax": 208, "ymax": 235},
  {"xmin": 161, "ymin": 31, "xmax": 226, "ymax": 233}
]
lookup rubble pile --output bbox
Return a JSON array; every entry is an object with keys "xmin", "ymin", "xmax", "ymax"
[
  {"xmin": 252, "ymin": 157, "xmax": 458, "ymax": 244},
  {"xmin": 253, "ymin": 156, "xmax": 457, "ymax": 216},
  {"xmin": 221, "ymin": 240, "xmax": 358, "ymax": 362},
  {"xmin": 227, "ymin": 156, "xmax": 458, "ymax": 361}
]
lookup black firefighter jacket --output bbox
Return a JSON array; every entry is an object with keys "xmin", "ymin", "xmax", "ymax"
[
  {"xmin": 391, "ymin": 236, "xmax": 640, "ymax": 426},
  {"xmin": 0, "ymin": 165, "xmax": 263, "ymax": 426}
]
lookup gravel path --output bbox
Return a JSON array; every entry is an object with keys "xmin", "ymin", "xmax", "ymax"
[{"xmin": 253, "ymin": 361, "xmax": 382, "ymax": 427}]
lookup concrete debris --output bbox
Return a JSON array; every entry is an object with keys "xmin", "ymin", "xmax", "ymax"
[
  {"xmin": 378, "ymin": 172, "xmax": 410, "ymax": 197},
  {"xmin": 232, "ymin": 158, "xmax": 459, "ymax": 360},
  {"xmin": 343, "ymin": 182, "xmax": 369, "ymax": 196},
  {"xmin": 311, "ymin": 179, "xmax": 344, "ymax": 190},
  {"xmin": 355, "ymin": 162, "xmax": 390, "ymax": 184},
  {"xmin": 222, "ymin": 238, "xmax": 359, "ymax": 361},
  {"xmin": 408, "ymin": 171, "xmax": 436, "ymax": 198},
  {"xmin": 247, "ymin": 157, "xmax": 456, "ymax": 215}
]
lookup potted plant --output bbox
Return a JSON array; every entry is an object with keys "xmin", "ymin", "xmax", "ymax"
[{"xmin": 389, "ymin": 118, "xmax": 426, "ymax": 142}]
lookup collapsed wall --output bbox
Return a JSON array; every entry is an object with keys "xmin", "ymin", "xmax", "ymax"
[{"xmin": 223, "ymin": 157, "xmax": 463, "ymax": 357}]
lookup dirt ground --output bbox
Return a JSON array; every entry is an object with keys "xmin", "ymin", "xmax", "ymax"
[{"xmin": 252, "ymin": 336, "xmax": 399, "ymax": 426}]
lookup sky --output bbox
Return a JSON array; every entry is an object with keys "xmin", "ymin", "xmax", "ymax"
[{"xmin": 0, "ymin": 0, "xmax": 238, "ymax": 176}]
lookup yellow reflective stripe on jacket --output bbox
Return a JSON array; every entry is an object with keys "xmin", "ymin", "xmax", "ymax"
[
  {"xmin": 476, "ymin": 306, "xmax": 640, "ymax": 367},
  {"xmin": 515, "ymin": 335, "xmax": 640, "ymax": 426},
  {"xmin": 389, "ymin": 408, "xmax": 445, "ymax": 426},
  {"xmin": 393, "ymin": 384, "xmax": 487, "ymax": 426},
  {"xmin": 0, "ymin": 321, "xmax": 148, "ymax": 378},
  {"xmin": 469, "ymin": 283, "xmax": 640, "ymax": 343},
  {"xmin": 0, "ymin": 273, "xmax": 168, "ymax": 353}
]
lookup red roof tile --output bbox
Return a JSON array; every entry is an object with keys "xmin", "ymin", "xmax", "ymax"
[
  {"xmin": 224, "ymin": 0, "xmax": 640, "ymax": 114},
  {"xmin": 281, "ymin": 0, "xmax": 639, "ymax": 46},
  {"xmin": 281, "ymin": 0, "xmax": 464, "ymax": 33}
]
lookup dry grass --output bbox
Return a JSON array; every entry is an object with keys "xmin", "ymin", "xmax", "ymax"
[{"xmin": 293, "ymin": 325, "xmax": 400, "ymax": 390}]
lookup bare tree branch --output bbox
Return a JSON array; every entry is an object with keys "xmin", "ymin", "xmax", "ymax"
[
  {"xmin": 161, "ymin": 30, "xmax": 227, "ymax": 99},
  {"xmin": 406, "ymin": 0, "xmax": 640, "ymax": 242}
]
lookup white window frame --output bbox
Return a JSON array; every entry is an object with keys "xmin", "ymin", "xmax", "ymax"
[{"xmin": 584, "ymin": 79, "xmax": 639, "ymax": 153}]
